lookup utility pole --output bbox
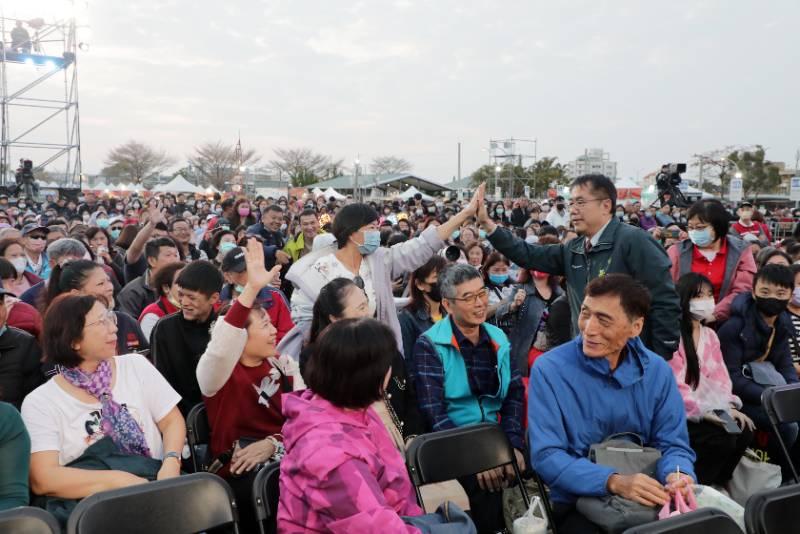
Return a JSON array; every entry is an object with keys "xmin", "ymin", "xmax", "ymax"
[
  {"xmin": 457, "ymin": 142, "xmax": 461, "ymax": 182},
  {"xmin": 353, "ymin": 156, "xmax": 360, "ymax": 201}
]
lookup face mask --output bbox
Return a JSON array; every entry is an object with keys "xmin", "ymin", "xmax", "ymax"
[
  {"xmin": 10, "ymin": 257, "xmax": 27, "ymax": 274},
  {"xmin": 689, "ymin": 298, "xmax": 715, "ymax": 322},
  {"xmin": 754, "ymin": 295, "xmax": 789, "ymax": 318},
  {"xmin": 82, "ymin": 213, "xmax": 91, "ymax": 223},
  {"xmin": 426, "ymin": 283, "xmax": 442, "ymax": 303},
  {"xmin": 116, "ymin": 204, "xmax": 124, "ymax": 211},
  {"xmin": 525, "ymin": 235, "xmax": 539, "ymax": 245},
  {"xmin": 478, "ymin": 229, "xmax": 486, "ymax": 239},
  {"xmin": 451, "ymin": 230, "xmax": 460, "ymax": 240},
  {"xmin": 688, "ymin": 228, "xmax": 713, "ymax": 247},
  {"xmin": 97, "ymin": 218, "xmax": 110, "ymax": 228},
  {"xmin": 110, "ymin": 229, "xmax": 121, "ymax": 240},
  {"xmin": 219, "ymin": 241, "xmax": 237, "ymax": 256},
  {"xmin": 531, "ymin": 270, "xmax": 549, "ymax": 280},
  {"xmin": 234, "ymin": 284, "xmax": 245, "ymax": 294},
  {"xmin": 280, "ymin": 223, "xmax": 288, "ymax": 232},
  {"xmin": 616, "ymin": 211, "xmax": 624, "ymax": 218},
  {"xmin": 354, "ymin": 230, "xmax": 381, "ymax": 255},
  {"xmin": 489, "ymin": 273, "xmax": 509, "ymax": 285},
  {"xmin": 496, "ymin": 208, "xmax": 505, "ymax": 215},
  {"xmin": 237, "ymin": 207, "xmax": 250, "ymax": 217},
  {"xmin": 18, "ymin": 203, "xmax": 26, "ymax": 209},
  {"xmin": 415, "ymin": 209, "xmax": 423, "ymax": 216},
  {"xmin": 792, "ymin": 287, "xmax": 800, "ymax": 307}
]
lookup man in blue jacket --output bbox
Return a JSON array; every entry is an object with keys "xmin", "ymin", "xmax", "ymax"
[{"xmin": 529, "ymin": 274, "xmax": 695, "ymax": 533}]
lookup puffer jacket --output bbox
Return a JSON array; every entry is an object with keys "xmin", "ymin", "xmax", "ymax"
[{"xmin": 277, "ymin": 390, "xmax": 423, "ymax": 533}]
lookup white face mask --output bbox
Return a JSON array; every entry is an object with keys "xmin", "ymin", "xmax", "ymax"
[
  {"xmin": 689, "ymin": 298, "xmax": 715, "ymax": 322},
  {"xmin": 10, "ymin": 257, "xmax": 27, "ymax": 274}
]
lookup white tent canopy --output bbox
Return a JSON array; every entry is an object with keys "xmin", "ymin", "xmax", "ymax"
[
  {"xmin": 152, "ymin": 176, "xmax": 203, "ymax": 194},
  {"xmin": 397, "ymin": 185, "xmax": 434, "ymax": 201},
  {"xmin": 323, "ymin": 187, "xmax": 346, "ymax": 200},
  {"xmin": 311, "ymin": 187, "xmax": 325, "ymax": 197}
]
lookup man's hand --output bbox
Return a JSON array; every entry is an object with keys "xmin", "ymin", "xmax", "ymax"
[
  {"xmin": 477, "ymin": 466, "xmax": 507, "ymax": 493},
  {"xmin": 502, "ymin": 448, "xmax": 526, "ymax": 483},
  {"xmin": 147, "ymin": 203, "xmax": 165, "ymax": 226},
  {"xmin": 275, "ymin": 250, "xmax": 291, "ymax": 265},
  {"xmin": 463, "ymin": 183, "xmax": 486, "ymax": 217},
  {"xmin": 607, "ymin": 473, "xmax": 669, "ymax": 507},
  {"xmin": 665, "ymin": 472, "xmax": 694, "ymax": 497},
  {"xmin": 510, "ymin": 289, "xmax": 526, "ymax": 312},
  {"xmin": 230, "ymin": 439, "xmax": 276, "ymax": 476},
  {"xmin": 244, "ymin": 238, "xmax": 281, "ymax": 290}
]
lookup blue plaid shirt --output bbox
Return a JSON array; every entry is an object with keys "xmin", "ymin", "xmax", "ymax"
[{"xmin": 411, "ymin": 317, "xmax": 525, "ymax": 450}]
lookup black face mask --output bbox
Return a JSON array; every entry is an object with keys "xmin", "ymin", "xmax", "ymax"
[
  {"xmin": 556, "ymin": 203, "xmax": 564, "ymax": 211},
  {"xmin": 754, "ymin": 296, "xmax": 789, "ymax": 317},
  {"xmin": 427, "ymin": 283, "xmax": 442, "ymax": 303}
]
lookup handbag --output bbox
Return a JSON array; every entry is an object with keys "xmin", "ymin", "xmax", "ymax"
[
  {"xmin": 512, "ymin": 496, "xmax": 548, "ymax": 534},
  {"xmin": 742, "ymin": 327, "xmax": 786, "ymax": 387},
  {"xmin": 402, "ymin": 501, "xmax": 477, "ymax": 533},
  {"xmin": 727, "ymin": 448, "xmax": 782, "ymax": 506},
  {"xmin": 576, "ymin": 433, "xmax": 663, "ymax": 533}
]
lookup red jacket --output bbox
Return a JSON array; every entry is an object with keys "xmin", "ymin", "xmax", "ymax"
[{"xmin": 5, "ymin": 298, "xmax": 42, "ymax": 338}]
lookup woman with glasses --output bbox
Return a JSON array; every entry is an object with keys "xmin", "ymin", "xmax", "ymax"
[
  {"xmin": 21, "ymin": 294, "xmax": 185, "ymax": 503},
  {"xmin": 282, "ymin": 184, "xmax": 485, "ymax": 359},
  {"xmin": 43, "ymin": 260, "xmax": 149, "ymax": 357},
  {"xmin": 667, "ymin": 199, "xmax": 756, "ymax": 323}
]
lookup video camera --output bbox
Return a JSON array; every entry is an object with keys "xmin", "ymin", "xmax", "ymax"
[{"xmin": 655, "ymin": 163, "xmax": 688, "ymax": 208}]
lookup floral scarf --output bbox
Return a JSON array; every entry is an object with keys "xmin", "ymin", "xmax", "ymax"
[{"xmin": 61, "ymin": 359, "xmax": 152, "ymax": 457}]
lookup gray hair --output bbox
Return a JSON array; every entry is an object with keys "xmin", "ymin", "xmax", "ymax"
[
  {"xmin": 47, "ymin": 238, "xmax": 87, "ymax": 263},
  {"xmin": 439, "ymin": 263, "xmax": 482, "ymax": 300}
]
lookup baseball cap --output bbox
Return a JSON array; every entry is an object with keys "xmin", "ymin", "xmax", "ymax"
[
  {"xmin": 21, "ymin": 223, "xmax": 50, "ymax": 236},
  {"xmin": 221, "ymin": 247, "xmax": 246, "ymax": 273},
  {"xmin": 740, "ymin": 201, "xmax": 753, "ymax": 208}
]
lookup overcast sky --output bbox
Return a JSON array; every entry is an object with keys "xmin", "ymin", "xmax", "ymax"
[{"xmin": 12, "ymin": 0, "xmax": 800, "ymax": 183}]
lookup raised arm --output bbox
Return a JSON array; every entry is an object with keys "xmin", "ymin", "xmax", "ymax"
[{"xmin": 126, "ymin": 204, "xmax": 165, "ymax": 265}]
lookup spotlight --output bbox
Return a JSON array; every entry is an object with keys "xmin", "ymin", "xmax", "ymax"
[
  {"xmin": 44, "ymin": 60, "xmax": 57, "ymax": 70},
  {"xmin": 24, "ymin": 57, "xmax": 35, "ymax": 66}
]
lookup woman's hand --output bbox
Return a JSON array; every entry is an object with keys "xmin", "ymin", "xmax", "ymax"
[
  {"xmin": 731, "ymin": 408, "xmax": 756, "ymax": 432},
  {"xmin": 244, "ymin": 237, "xmax": 281, "ymax": 290},
  {"xmin": 665, "ymin": 472, "xmax": 694, "ymax": 496},
  {"xmin": 230, "ymin": 439, "xmax": 276, "ymax": 476},
  {"xmin": 156, "ymin": 457, "xmax": 181, "ymax": 481},
  {"xmin": 509, "ymin": 288, "xmax": 526, "ymax": 312}
]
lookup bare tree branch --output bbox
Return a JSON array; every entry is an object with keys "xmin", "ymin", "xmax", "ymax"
[
  {"xmin": 369, "ymin": 155, "xmax": 412, "ymax": 175},
  {"xmin": 102, "ymin": 141, "xmax": 176, "ymax": 184}
]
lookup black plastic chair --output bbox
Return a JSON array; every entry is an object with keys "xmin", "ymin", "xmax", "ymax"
[
  {"xmin": 186, "ymin": 402, "xmax": 211, "ymax": 473},
  {"xmin": 622, "ymin": 508, "xmax": 742, "ymax": 533},
  {"xmin": 745, "ymin": 483, "xmax": 800, "ymax": 534},
  {"xmin": 252, "ymin": 461, "xmax": 281, "ymax": 534},
  {"xmin": 406, "ymin": 423, "xmax": 555, "ymax": 529},
  {"xmin": 0, "ymin": 506, "xmax": 60, "ymax": 534},
  {"xmin": 66, "ymin": 472, "xmax": 239, "ymax": 534},
  {"xmin": 762, "ymin": 382, "xmax": 800, "ymax": 482}
]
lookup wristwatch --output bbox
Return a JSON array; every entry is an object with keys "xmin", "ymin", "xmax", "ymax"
[{"xmin": 163, "ymin": 451, "xmax": 181, "ymax": 464}]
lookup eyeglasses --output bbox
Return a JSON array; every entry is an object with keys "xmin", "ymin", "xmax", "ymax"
[
  {"xmin": 85, "ymin": 310, "xmax": 118, "ymax": 329},
  {"xmin": 27, "ymin": 235, "xmax": 46, "ymax": 240},
  {"xmin": 447, "ymin": 287, "xmax": 490, "ymax": 304},
  {"xmin": 568, "ymin": 198, "xmax": 608, "ymax": 209}
]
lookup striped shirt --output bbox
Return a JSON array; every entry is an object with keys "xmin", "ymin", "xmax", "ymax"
[{"xmin": 788, "ymin": 311, "xmax": 800, "ymax": 363}]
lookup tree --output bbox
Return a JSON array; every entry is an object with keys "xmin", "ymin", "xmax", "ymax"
[
  {"xmin": 728, "ymin": 146, "xmax": 782, "ymax": 200},
  {"xmin": 270, "ymin": 147, "xmax": 344, "ymax": 187},
  {"xmin": 102, "ymin": 141, "xmax": 175, "ymax": 184},
  {"xmin": 468, "ymin": 156, "xmax": 568, "ymax": 198},
  {"xmin": 188, "ymin": 141, "xmax": 261, "ymax": 189},
  {"xmin": 370, "ymin": 155, "xmax": 412, "ymax": 175}
]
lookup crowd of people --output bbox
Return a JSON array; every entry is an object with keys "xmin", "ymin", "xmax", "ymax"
[{"xmin": 0, "ymin": 175, "xmax": 798, "ymax": 532}]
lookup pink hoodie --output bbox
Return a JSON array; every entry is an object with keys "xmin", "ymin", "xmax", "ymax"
[{"xmin": 278, "ymin": 390, "xmax": 423, "ymax": 533}]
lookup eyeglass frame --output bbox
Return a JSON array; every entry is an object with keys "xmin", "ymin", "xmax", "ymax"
[
  {"xmin": 567, "ymin": 197, "xmax": 609, "ymax": 209},
  {"xmin": 445, "ymin": 287, "xmax": 490, "ymax": 304},
  {"xmin": 85, "ymin": 310, "xmax": 118, "ymax": 329}
]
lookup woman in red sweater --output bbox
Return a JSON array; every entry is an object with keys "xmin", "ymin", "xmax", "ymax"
[
  {"xmin": 137, "ymin": 261, "xmax": 186, "ymax": 339},
  {"xmin": 196, "ymin": 238, "xmax": 301, "ymax": 531}
]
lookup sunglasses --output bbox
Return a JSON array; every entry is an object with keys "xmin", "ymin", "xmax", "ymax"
[{"xmin": 27, "ymin": 235, "xmax": 47, "ymax": 240}]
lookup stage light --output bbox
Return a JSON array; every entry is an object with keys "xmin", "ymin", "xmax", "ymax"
[
  {"xmin": 44, "ymin": 60, "xmax": 57, "ymax": 70},
  {"xmin": 24, "ymin": 57, "xmax": 35, "ymax": 66}
]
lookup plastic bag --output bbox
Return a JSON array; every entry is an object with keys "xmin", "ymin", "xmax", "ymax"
[
  {"xmin": 728, "ymin": 449, "xmax": 782, "ymax": 506},
  {"xmin": 512, "ymin": 496, "xmax": 548, "ymax": 534},
  {"xmin": 694, "ymin": 484, "xmax": 745, "ymax": 531}
]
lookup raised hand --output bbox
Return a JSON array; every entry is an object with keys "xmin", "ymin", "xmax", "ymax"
[
  {"xmin": 147, "ymin": 202, "xmax": 165, "ymax": 225},
  {"xmin": 244, "ymin": 237, "xmax": 281, "ymax": 291}
]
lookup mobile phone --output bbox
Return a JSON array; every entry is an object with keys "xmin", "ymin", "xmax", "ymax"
[
  {"xmin": 666, "ymin": 229, "xmax": 680, "ymax": 239},
  {"xmin": 713, "ymin": 409, "xmax": 742, "ymax": 434}
]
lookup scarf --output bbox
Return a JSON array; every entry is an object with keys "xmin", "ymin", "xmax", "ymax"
[{"xmin": 61, "ymin": 359, "xmax": 152, "ymax": 457}]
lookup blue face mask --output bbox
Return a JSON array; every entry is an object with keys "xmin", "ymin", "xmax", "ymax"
[
  {"xmin": 219, "ymin": 242, "xmax": 237, "ymax": 256},
  {"xmin": 489, "ymin": 273, "xmax": 509, "ymax": 285},
  {"xmin": 97, "ymin": 219, "xmax": 110, "ymax": 229},
  {"xmin": 451, "ymin": 230, "xmax": 460, "ymax": 240},
  {"xmin": 688, "ymin": 228, "xmax": 713, "ymax": 248},
  {"xmin": 110, "ymin": 229, "xmax": 121, "ymax": 240},
  {"xmin": 234, "ymin": 284, "xmax": 245, "ymax": 294},
  {"xmin": 479, "ymin": 229, "xmax": 487, "ymax": 239},
  {"xmin": 355, "ymin": 230, "xmax": 381, "ymax": 255}
]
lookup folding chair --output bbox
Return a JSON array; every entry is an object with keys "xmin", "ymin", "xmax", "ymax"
[
  {"xmin": 252, "ymin": 461, "xmax": 281, "ymax": 534},
  {"xmin": 761, "ymin": 382, "xmax": 800, "ymax": 483},
  {"xmin": 622, "ymin": 508, "xmax": 742, "ymax": 533},
  {"xmin": 745, "ymin": 483, "xmax": 800, "ymax": 534},
  {"xmin": 0, "ymin": 506, "xmax": 60, "ymax": 534},
  {"xmin": 406, "ymin": 422, "xmax": 556, "ymax": 530},
  {"xmin": 186, "ymin": 402, "xmax": 211, "ymax": 473},
  {"xmin": 66, "ymin": 472, "xmax": 238, "ymax": 534}
]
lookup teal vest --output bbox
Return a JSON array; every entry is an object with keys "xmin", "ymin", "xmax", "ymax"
[{"xmin": 422, "ymin": 318, "xmax": 511, "ymax": 427}]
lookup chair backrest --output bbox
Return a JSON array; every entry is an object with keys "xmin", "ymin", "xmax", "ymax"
[
  {"xmin": 252, "ymin": 461, "xmax": 281, "ymax": 534},
  {"xmin": 0, "ymin": 506, "xmax": 60, "ymax": 534},
  {"xmin": 622, "ymin": 508, "xmax": 742, "ymax": 533},
  {"xmin": 762, "ymin": 383, "xmax": 800, "ymax": 426},
  {"xmin": 745, "ymin": 483, "xmax": 800, "ymax": 534},
  {"xmin": 66, "ymin": 472, "xmax": 238, "ymax": 534},
  {"xmin": 406, "ymin": 423, "xmax": 517, "ymax": 485},
  {"xmin": 186, "ymin": 402, "xmax": 211, "ymax": 472}
]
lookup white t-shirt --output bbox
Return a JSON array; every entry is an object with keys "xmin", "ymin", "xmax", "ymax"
[
  {"xmin": 21, "ymin": 354, "xmax": 181, "ymax": 465},
  {"xmin": 292, "ymin": 252, "xmax": 377, "ymax": 319}
]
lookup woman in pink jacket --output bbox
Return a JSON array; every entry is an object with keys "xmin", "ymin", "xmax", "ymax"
[
  {"xmin": 667, "ymin": 199, "xmax": 756, "ymax": 324},
  {"xmin": 669, "ymin": 273, "xmax": 755, "ymax": 486},
  {"xmin": 278, "ymin": 318, "xmax": 424, "ymax": 533}
]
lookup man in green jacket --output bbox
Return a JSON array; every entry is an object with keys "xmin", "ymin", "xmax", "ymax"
[
  {"xmin": 283, "ymin": 208, "xmax": 322, "ymax": 262},
  {"xmin": 476, "ymin": 174, "xmax": 680, "ymax": 360}
]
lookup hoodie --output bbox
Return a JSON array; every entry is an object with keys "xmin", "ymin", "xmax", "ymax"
[
  {"xmin": 529, "ymin": 336, "xmax": 695, "ymax": 505},
  {"xmin": 277, "ymin": 390, "xmax": 423, "ymax": 533},
  {"xmin": 717, "ymin": 292, "xmax": 798, "ymax": 406}
]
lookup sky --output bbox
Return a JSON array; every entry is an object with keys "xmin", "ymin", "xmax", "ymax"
[{"xmin": 8, "ymin": 0, "xmax": 800, "ymax": 184}]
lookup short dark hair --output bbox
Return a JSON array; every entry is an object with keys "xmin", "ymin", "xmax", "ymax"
[
  {"xmin": 686, "ymin": 199, "xmax": 729, "ymax": 243},
  {"xmin": 299, "ymin": 208, "xmax": 317, "ymax": 220},
  {"xmin": 168, "ymin": 217, "xmax": 190, "ymax": 231},
  {"xmin": 145, "ymin": 237, "xmax": 178, "ymax": 261},
  {"xmin": 42, "ymin": 294, "xmax": 98, "ymax": 368},
  {"xmin": 754, "ymin": 263, "xmax": 794, "ymax": 290},
  {"xmin": 151, "ymin": 261, "xmax": 187, "ymax": 297},
  {"xmin": 305, "ymin": 318, "xmax": 394, "ymax": 409},
  {"xmin": 584, "ymin": 273, "xmax": 651, "ymax": 320},
  {"xmin": 570, "ymin": 174, "xmax": 617, "ymax": 214},
  {"xmin": 756, "ymin": 247, "xmax": 792, "ymax": 270},
  {"xmin": 332, "ymin": 203, "xmax": 379, "ymax": 249},
  {"xmin": 220, "ymin": 198, "xmax": 235, "ymax": 210},
  {"xmin": 85, "ymin": 226, "xmax": 112, "ymax": 247},
  {"xmin": 264, "ymin": 205, "xmax": 283, "ymax": 215},
  {"xmin": 175, "ymin": 260, "xmax": 223, "ymax": 297}
]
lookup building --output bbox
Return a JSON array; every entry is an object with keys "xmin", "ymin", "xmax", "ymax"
[{"xmin": 566, "ymin": 148, "xmax": 617, "ymax": 179}]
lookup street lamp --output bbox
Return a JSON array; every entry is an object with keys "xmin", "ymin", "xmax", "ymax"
[{"xmin": 354, "ymin": 157, "xmax": 361, "ymax": 201}]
